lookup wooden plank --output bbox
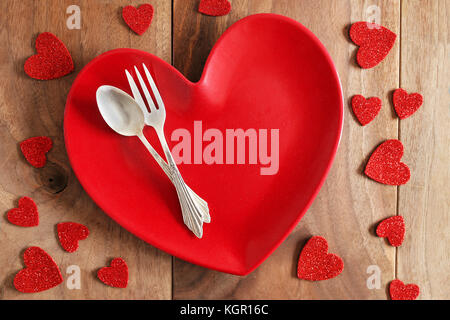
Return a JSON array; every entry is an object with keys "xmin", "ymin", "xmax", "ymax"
[
  {"xmin": 0, "ymin": 0, "xmax": 172, "ymax": 299},
  {"xmin": 398, "ymin": 0, "xmax": 449, "ymax": 300},
  {"xmin": 172, "ymin": 0, "xmax": 400, "ymax": 299}
]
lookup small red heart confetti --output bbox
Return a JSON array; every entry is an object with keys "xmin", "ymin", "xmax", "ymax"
[
  {"xmin": 57, "ymin": 222, "xmax": 90, "ymax": 253},
  {"xmin": 376, "ymin": 216, "xmax": 405, "ymax": 247},
  {"xmin": 389, "ymin": 280, "xmax": 420, "ymax": 300},
  {"xmin": 7, "ymin": 197, "xmax": 39, "ymax": 227},
  {"xmin": 20, "ymin": 136, "xmax": 53, "ymax": 168},
  {"xmin": 122, "ymin": 4, "xmax": 154, "ymax": 35},
  {"xmin": 393, "ymin": 88, "xmax": 423, "ymax": 119},
  {"xmin": 349, "ymin": 22, "xmax": 397, "ymax": 69},
  {"xmin": 365, "ymin": 139, "xmax": 410, "ymax": 186},
  {"xmin": 24, "ymin": 32, "xmax": 74, "ymax": 80},
  {"xmin": 98, "ymin": 258, "xmax": 128, "ymax": 288},
  {"xmin": 297, "ymin": 236, "xmax": 344, "ymax": 281},
  {"xmin": 352, "ymin": 95, "xmax": 382, "ymax": 126},
  {"xmin": 199, "ymin": 0, "xmax": 231, "ymax": 16},
  {"xmin": 14, "ymin": 247, "xmax": 63, "ymax": 293}
]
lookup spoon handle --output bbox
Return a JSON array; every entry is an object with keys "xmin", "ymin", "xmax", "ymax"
[
  {"xmin": 155, "ymin": 129, "xmax": 210, "ymax": 238},
  {"xmin": 137, "ymin": 134, "xmax": 210, "ymax": 226}
]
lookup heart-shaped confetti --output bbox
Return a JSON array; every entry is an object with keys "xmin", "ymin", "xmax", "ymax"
[
  {"xmin": 57, "ymin": 222, "xmax": 90, "ymax": 253},
  {"xmin": 199, "ymin": 0, "xmax": 231, "ymax": 16},
  {"xmin": 98, "ymin": 258, "xmax": 128, "ymax": 288},
  {"xmin": 349, "ymin": 22, "xmax": 396, "ymax": 69},
  {"xmin": 20, "ymin": 136, "xmax": 53, "ymax": 168},
  {"xmin": 7, "ymin": 197, "xmax": 39, "ymax": 227},
  {"xmin": 389, "ymin": 280, "xmax": 420, "ymax": 300},
  {"xmin": 393, "ymin": 88, "xmax": 423, "ymax": 119},
  {"xmin": 376, "ymin": 216, "xmax": 405, "ymax": 247},
  {"xmin": 365, "ymin": 139, "xmax": 410, "ymax": 186},
  {"xmin": 297, "ymin": 236, "xmax": 344, "ymax": 281},
  {"xmin": 24, "ymin": 32, "xmax": 74, "ymax": 80},
  {"xmin": 352, "ymin": 95, "xmax": 382, "ymax": 126},
  {"xmin": 122, "ymin": 4, "xmax": 154, "ymax": 35},
  {"xmin": 14, "ymin": 247, "xmax": 63, "ymax": 293}
]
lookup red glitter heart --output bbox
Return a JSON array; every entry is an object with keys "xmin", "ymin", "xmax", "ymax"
[
  {"xmin": 122, "ymin": 4, "xmax": 154, "ymax": 35},
  {"xmin": 199, "ymin": 0, "xmax": 231, "ymax": 16},
  {"xmin": 393, "ymin": 89, "xmax": 423, "ymax": 119},
  {"xmin": 57, "ymin": 222, "xmax": 90, "ymax": 253},
  {"xmin": 352, "ymin": 95, "xmax": 382, "ymax": 126},
  {"xmin": 389, "ymin": 280, "xmax": 420, "ymax": 300},
  {"xmin": 365, "ymin": 140, "xmax": 410, "ymax": 186},
  {"xmin": 24, "ymin": 32, "xmax": 74, "ymax": 80},
  {"xmin": 349, "ymin": 22, "xmax": 396, "ymax": 69},
  {"xmin": 14, "ymin": 247, "xmax": 63, "ymax": 293},
  {"xmin": 7, "ymin": 197, "xmax": 39, "ymax": 227},
  {"xmin": 20, "ymin": 136, "xmax": 53, "ymax": 168},
  {"xmin": 376, "ymin": 216, "xmax": 405, "ymax": 247},
  {"xmin": 297, "ymin": 236, "xmax": 344, "ymax": 281},
  {"xmin": 98, "ymin": 258, "xmax": 128, "ymax": 288}
]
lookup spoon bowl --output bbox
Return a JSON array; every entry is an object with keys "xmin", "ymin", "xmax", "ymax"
[{"xmin": 96, "ymin": 85, "xmax": 145, "ymax": 137}]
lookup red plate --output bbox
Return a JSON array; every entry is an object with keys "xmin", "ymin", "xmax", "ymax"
[{"xmin": 64, "ymin": 14, "xmax": 343, "ymax": 275}]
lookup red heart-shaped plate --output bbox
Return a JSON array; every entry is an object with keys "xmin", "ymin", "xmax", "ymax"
[{"xmin": 64, "ymin": 14, "xmax": 343, "ymax": 275}]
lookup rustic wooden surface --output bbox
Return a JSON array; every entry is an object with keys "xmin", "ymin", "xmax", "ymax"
[
  {"xmin": 0, "ymin": 0, "xmax": 172, "ymax": 300},
  {"xmin": 397, "ymin": 0, "xmax": 450, "ymax": 300},
  {"xmin": 0, "ymin": 0, "xmax": 448, "ymax": 300}
]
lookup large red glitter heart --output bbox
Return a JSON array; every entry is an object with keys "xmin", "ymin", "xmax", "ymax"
[
  {"xmin": 365, "ymin": 140, "xmax": 410, "ymax": 186},
  {"xmin": 376, "ymin": 216, "xmax": 405, "ymax": 247},
  {"xmin": 389, "ymin": 280, "xmax": 420, "ymax": 300},
  {"xmin": 14, "ymin": 247, "xmax": 63, "ymax": 293},
  {"xmin": 351, "ymin": 95, "xmax": 382, "ymax": 126},
  {"xmin": 297, "ymin": 236, "xmax": 344, "ymax": 281},
  {"xmin": 24, "ymin": 32, "xmax": 74, "ymax": 80},
  {"xmin": 122, "ymin": 4, "xmax": 154, "ymax": 35},
  {"xmin": 20, "ymin": 136, "xmax": 53, "ymax": 168},
  {"xmin": 97, "ymin": 258, "xmax": 128, "ymax": 288},
  {"xmin": 349, "ymin": 22, "xmax": 396, "ymax": 69},
  {"xmin": 57, "ymin": 222, "xmax": 90, "ymax": 253},
  {"xmin": 199, "ymin": 0, "xmax": 231, "ymax": 16},
  {"xmin": 7, "ymin": 197, "xmax": 39, "ymax": 227},
  {"xmin": 393, "ymin": 89, "xmax": 423, "ymax": 119}
]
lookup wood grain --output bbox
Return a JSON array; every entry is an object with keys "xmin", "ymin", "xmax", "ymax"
[
  {"xmin": 0, "ymin": 0, "xmax": 448, "ymax": 300},
  {"xmin": 398, "ymin": 0, "xmax": 449, "ymax": 300},
  {"xmin": 0, "ymin": 0, "xmax": 172, "ymax": 299},
  {"xmin": 172, "ymin": 0, "xmax": 400, "ymax": 299}
]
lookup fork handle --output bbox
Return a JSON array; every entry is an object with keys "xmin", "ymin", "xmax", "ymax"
[
  {"xmin": 155, "ymin": 129, "xmax": 210, "ymax": 237},
  {"xmin": 137, "ymin": 134, "xmax": 210, "ymax": 224}
]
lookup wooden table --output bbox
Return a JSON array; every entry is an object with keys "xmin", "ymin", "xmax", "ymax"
[{"xmin": 0, "ymin": 0, "xmax": 448, "ymax": 300}]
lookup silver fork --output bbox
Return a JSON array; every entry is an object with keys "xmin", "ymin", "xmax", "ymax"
[
  {"xmin": 126, "ymin": 66, "xmax": 210, "ymax": 218},
  {"xmin": 125, "ymin": 63, "xmax": 210, "ymax": 238}
]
